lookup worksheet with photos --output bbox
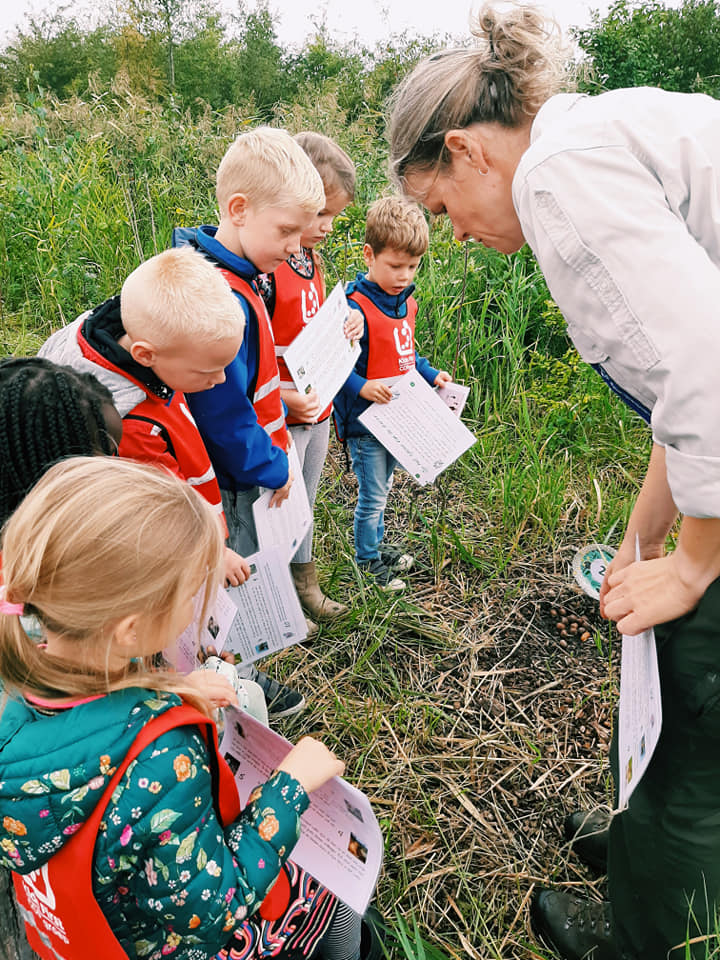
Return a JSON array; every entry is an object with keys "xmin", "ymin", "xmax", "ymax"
[
  {"xmin": 171, "ymin": 547, "xmax": 307, "ymax": 671},
  {"xmin": 358, "ymin": 371, "xmax": 476, "ymax": 485},
  {"xmin": 220, "ymin": 708, "xmax": 383, "ymax": 915},
  {"xmin": 616, "ymin": 538, "xmax": 663, "ymax": 810},
  {"xmin": 283, "ymin": 282, "xmax": 361, "ymax": 415}
]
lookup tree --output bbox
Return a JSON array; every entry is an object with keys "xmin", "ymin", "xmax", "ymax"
[{"xmin": 575, "ymin": 0, "xmax": 720, "ymax": 97}]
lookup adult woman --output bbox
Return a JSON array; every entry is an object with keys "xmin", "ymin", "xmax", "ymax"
[{"xmin": 389, "ymin": 6, "xmax": 720, "ymax": 960}]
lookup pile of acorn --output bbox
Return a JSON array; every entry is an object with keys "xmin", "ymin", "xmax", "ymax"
[{"xmin": 551, "ymin": 606, "xmax": 593, "ymax": 646}]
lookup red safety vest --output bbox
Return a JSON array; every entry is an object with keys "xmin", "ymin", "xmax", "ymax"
[
  {"xmin": 219, "ymin": 270, "xmax": 290, "ymax": 451},
  {"xmin": 75, "ymin": 327, "xmax": 227, "ymax": 532},
  {"xmin": 13, "ymin": 704, "xmax": 291, "ymax": 959},
  {"xmin": 270, "ymin": 257, "xmax": 331, "ymax": 426},
  {"xmin": 348, "ymin": 290, "xmax": 418, "ymax": 379}
]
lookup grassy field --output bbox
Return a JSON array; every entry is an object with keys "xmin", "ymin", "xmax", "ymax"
[{"xmin": 0, "ymin": 83, "xmax": 652, "ymax": 958}]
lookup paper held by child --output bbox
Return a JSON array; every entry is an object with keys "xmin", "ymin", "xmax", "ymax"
[
  {"xmin": 283, "ymin": 282, "xmax": 361, "ymax": 414},
  {"xmin": 172, "ymin": 547, "xmax": 307, "ymax": 670},
  {"xmin": 436, "ymin": 381, "xmax": 470, "ymax": 417},
  {"xmin": 253, "ymin": 444, "xmax": 312, "ymax": 563},
  {"xmin": 358, "ymin": 371, "xmax": 476, "ymax": 485},
  {"xmin": 220, "ymin": 708, "xmax": 383, "ymax": 915},
  {"xmin": 616, "ymin": 538, "xmax": 662, "ymax": 811}
]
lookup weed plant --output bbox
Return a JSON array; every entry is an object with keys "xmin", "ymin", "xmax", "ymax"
[{"xmin": 0, "ymin": 84, "xmax": 654, "ymax": 958}]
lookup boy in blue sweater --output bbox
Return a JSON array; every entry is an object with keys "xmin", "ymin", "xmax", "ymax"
[
  {"xmin": 334, "ymin": 196, "xmax": 450, "ymax": 590},
  {"xmin": 173, "ymin": 127, "xmax": 326, "ymax": 717}
]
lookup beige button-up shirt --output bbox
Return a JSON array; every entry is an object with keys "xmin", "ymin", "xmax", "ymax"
[{"xmin": 513, "ymin": 88, "xmax": 720, "ymax": 517}]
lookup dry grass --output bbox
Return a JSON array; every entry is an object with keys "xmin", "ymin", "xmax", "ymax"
[{"xmin": 272, "ymin": 444, "xmax": 619, "ymax": 959}]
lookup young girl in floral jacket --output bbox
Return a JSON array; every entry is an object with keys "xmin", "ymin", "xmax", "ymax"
[{"xmin": 0, "ymin": 457, "xmax": 377, "ymax": 959}]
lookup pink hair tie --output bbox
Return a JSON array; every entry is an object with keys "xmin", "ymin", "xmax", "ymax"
[{"xmin": 0, "ymin": 588, "xmax": 24, "ymax": 616}]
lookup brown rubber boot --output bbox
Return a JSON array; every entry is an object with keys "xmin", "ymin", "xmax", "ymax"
[{"xmin": 291, "ymin": 561, "xmax": 349, "ymax": 621}]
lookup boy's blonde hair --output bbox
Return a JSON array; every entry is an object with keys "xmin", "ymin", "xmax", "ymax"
[
  {"xmin": 294, "ymin": 131, "xmax": 356, "ymax": 201},
  {"xmin": 365, "ymin": 195, "xmax": 429, "ymax": 257},
  {"xmin": 120, "ymin": 247, "xmax": 245, "ymax": 348},
  {"xmin": 216, "ymin": 126, "xmax": 325, "ymax": 215},
  {"xmin": 0, "ymin": 457, "xmax": 223, "ymax": 714}
]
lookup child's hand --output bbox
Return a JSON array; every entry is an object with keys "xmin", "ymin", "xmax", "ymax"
[
  {"xmin": 277, "ymin": 736, "xmax": 345, "ymax": 793},
  {"xmin": 269, "ymin": 468, "xmax": 293, "ymax": 508},
  {"xmin": 434, "ymin": 371, "xmax": 452, "ymax": 387},
  {"xmin": 283, "ymin": 388, "xmax": 321, "ymax": 422},
  {"xmin": 198, "ymin": 644, "xmax": 235, "ymax": 665},
  {"xmin": 223, "ymin": 547, "xmax": 251, "ymax": 587},
  {"xmin": 186, "ymin": 669, "xmax": 239, "ymax": 709},
  {"xmin": 344, "ymin": 308, "xmax": 364, "ymax": 342},
  {"xmin": 360, "ymin": 380, "xmax": 393, "ymax": 404}
]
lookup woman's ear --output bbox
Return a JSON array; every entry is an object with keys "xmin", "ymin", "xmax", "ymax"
[{"xmin": 444, "ymin": 128, "xmax": 490, "ymax": 174}]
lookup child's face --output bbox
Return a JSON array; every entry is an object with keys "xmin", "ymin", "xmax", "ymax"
[
  {"xmin": 301, "ymin": 189, "xmax": 352, "ymax": 249},
  {"xmin": 151, "ymin": 335, "xmax": 239, "ymax": 393},
  {"xmin": 363, "ymin": 245, "xmax": 422, "ymax": 296},
  {"xmin": 235, "ymin": 201, "xmax": 316, "ymax": 273}
]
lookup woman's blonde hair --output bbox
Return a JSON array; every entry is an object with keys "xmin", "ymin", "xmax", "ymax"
[
  {"xmin": 0, "ymin": 457, "xmax": 223, "ymax": 715},
  {"xmin": 388, "ymin": 2, "xmax": 566, "ymax": 183},
  {"xmin": 294, "ymin": 132, "xmax": 356, "ymax": 201}
]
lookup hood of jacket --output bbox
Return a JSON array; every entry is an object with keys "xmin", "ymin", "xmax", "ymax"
[
  {"xmin": 38, "ymin": 298, "xmax": 172, "ymax": 418},
  {"xmin": 0, "ymin": 686, "xmax": 180, "ymax": 875}
]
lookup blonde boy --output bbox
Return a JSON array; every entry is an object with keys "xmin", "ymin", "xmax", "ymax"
[
  {"xmin": 333, "ymin": 196, "xmax": 451, "ymax": 590},
  {"xmin": 39, "ymin": 247, "xmax": 249, "ymax": 586},
  {"xmin": 172, "ymin": 127, "xmax": 325, "ymax": 718}
]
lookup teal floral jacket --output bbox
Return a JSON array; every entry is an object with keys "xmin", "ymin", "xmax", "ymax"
[{"xmin": 0, "ymin": 687, "xmax": 309, "ymax": 958}]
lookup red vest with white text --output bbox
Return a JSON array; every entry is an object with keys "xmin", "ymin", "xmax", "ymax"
[
  {"xmin": 12, "ymin": 705, "xmax": 240, "ymax": 960},
  {"xmin": 270, "ymin": 257, "xmax": 331, "ymax": 425},
  {"xmin": 74, "ymin": 327, "xmax": 227, "ymax": 532},
  {"xmin": 348, "ymin": 290, "xmax": 418, "ymax": 379},
  {"xmin": 219, "ymin": 270, "xmax": 290, "ymax": 451}
]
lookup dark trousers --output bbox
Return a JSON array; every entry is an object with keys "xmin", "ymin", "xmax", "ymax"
[{"xmin": 609, "ymin": 576, "xmax": 720, "ymax": 958}]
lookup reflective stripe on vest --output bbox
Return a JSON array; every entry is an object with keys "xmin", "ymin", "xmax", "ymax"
[
  {"xmin": 218, "ymin": 269, "xmax": 290, "ymax": 450},
  {"xmin": 348, "ymin": 290, "xmax": 418, "ymax": 380},
  {"xmin": 270, "ymin": 258, "xmax": 330, "ymax": 425},
  {"xmin": 12, "ymin": 704, "xmax": 240, "ymax": 960}
]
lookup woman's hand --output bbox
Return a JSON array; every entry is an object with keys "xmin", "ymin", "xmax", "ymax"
[
  {"xmin": 602, "ymin": 552, "xmax": 704, "ymax": 635},
  {"xmin": 277, "ymin": 736, "xmax": 345, "ymax": 793},
  {"xmin": 359, "ymin": 380, "xmax": 393, "ymax": 404},
  {"xmin": 223, "ymin": 547, "xmax": 251, "ymax": 587},
  {"xmin": 598, "ymin": 538, "xmax": 664, "ymax": 617},
  {"xmin": 282, "ymin": 387, "xmax": 321, "ymax": 422},
  {"xmin": 344, "ymin": 308, "xmax": 364, "ymax": 342}
]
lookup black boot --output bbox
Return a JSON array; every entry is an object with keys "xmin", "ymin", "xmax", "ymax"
[
  {"xmin": 360, "ymin": 904, "xmax": 385, "ymax": 960},
  {"xmin": 564, "ymin": 808, "xmax": 610, "ymax": 872},
  {"xmin": 531, "ymin": 889, "xmax": 624, "ymax": 960}
]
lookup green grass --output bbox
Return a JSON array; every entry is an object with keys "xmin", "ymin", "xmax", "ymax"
[{"xmin": 0, "ymin": 84, "xmax": 659, "ymax": 958}]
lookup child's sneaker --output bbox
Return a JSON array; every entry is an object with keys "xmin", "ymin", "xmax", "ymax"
[
  {"xmin": 380, "ymin": 545, "xmax": 414, "ymax": 573},
  {"xmin": 359, "ymin": 558, "xmax": 406, "ymax": 592},
  {"xmin": 247, "ymin": 666, "xmax": 306, "ymax": 719}
]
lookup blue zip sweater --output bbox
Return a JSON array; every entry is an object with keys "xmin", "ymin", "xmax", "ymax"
[
  {"xmin": 333, "ymin": 273, "xmax": 440, "ymax": 440},
  {"xmin": 172, "ymin": 226, "xmax": 289, "ymax": 492}
]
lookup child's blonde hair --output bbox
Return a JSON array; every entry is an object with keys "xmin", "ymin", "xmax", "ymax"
[
  {"xmin": 364, "ymin": 195, "xmax": 429, "ymax": 257},
  {"xmin": 120, "ymin": 247, "xmax": 245, "ymax": 348},
  {"xmin": 0, "ymin": 457, "xmax": 223, "ymax": 714},
  {"xmin": 294, "ymin": 131, "xmax": 356, "ymax": 201},
  {"xmin": 216, "ymin": 127, "xmax": 325, "ymax": 216}
]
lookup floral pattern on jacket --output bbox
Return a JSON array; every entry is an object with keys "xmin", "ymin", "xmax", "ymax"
[{"xmin": 0, "ymin": 688, "xmax": 308, "ymax": 959}]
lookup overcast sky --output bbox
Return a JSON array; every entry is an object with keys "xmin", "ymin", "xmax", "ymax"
[{"xmin": 0, "ymin": 0, "xmax": 614, "ymax": 49}]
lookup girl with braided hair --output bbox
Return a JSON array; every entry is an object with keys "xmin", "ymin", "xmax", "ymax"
[{"xmin": 0, "ymin": 356, "xmax": 122, "ymax": 526}]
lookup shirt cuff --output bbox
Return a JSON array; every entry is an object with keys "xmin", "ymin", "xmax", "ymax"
[{"xmin": 664, "ymin": 444, "xmax": 720, "ymax": 518}]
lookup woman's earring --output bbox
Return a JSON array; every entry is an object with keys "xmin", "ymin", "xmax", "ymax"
[{"xmin": 477, "ymin": 168, "xmax": 489, "ymax": 177}]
